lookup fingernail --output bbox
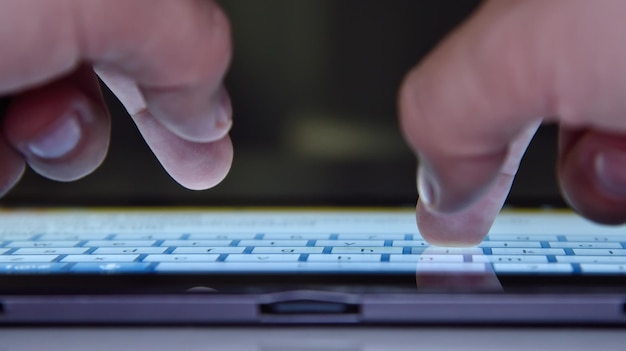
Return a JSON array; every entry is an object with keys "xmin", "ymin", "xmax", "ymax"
[
  {"xmin": 417, "ymin": 165, "xmax": 437, "ymax": 209},
  {"xmin": 594, "ymin": 149, "xmax": 626, "ymax": 197},
  {"xmin": 27, "ymin": 112, "xmax": 81, "ymax": 159}
]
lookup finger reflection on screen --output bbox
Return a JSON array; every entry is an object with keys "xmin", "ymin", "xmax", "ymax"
[{"xmin": 415, "ymin": 246, "xmax": 502, "ymax": 291}]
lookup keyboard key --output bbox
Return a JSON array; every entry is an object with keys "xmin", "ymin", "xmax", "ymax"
[
  {"xmin": 0, "ymin": 263, "xmax": 67, "ymax": 272},
  {"xmin": 493, "ymin": 263, "xmax": 573, "ymax": 273},
  {"xmin": 161, "ymin": 240, "xmax": 232, "ymax": 247},
  {"xmin": 0, "ymin": 248, "xmax": 9, "ymax": 254},
  {"xmin": 337, "ymin": 234, "xmax": 406, "ymax": 240},
  {"xmin": 39, "ymin": 234, "xmax": 108, "ymax": 240},
  {"xmin": 478, "ymin": 241, "xmax": 542, "ymax": 248},
  {"xmin": 14, "ymin": 248, "xmax": 89, "ymax": 255},
  {"xmin": 154, "ymin": 262, "xmax": 303, "ymax": 272},
  {"xmin": 331, "ymin": 247, "xmax": 402, "ymax": 254},
  {"xmin": 314, "ymin": 240, "xmax": 385, "ymax": 247},
  {"xmin": 573, "ymin": 249, "xmax": 626, "ymax": 256},
  {"xmin": 85, "ymin": 240, "xmax": 156, "ymax": 247},
  {"xmin": 61, "ymin": 254, "xmax": 139, "ymax": 262},
  {"xmin": 580, "ymin": 264, "xmax": 626, "ymax": 273},
  {"xmin": 155, "ymin": 262, "xmax": 223, "ymax": 272},
  {"xmin": 70, "ymin": 263, "xmax": 151, "ymax": 273},
  {"xmin": 251, "ymin": 247, "xmax": 323, "ymax": 254},
  {"xmin": 473, "ymin": 255, "xmax": 548, "ymax": 263},
  {"xmin": 296, "ymin": 262, "xmax": 420, "ymax": 272},
  {"xmin": 188, "ymin": 233, "xmax": 257, "ymax": 240},
  {"xmin": 0, "ymin": 255, "xmax": 58, "ymax": 262},
  {"xmin": 307, "ymin": 254, "xmax": 381, "ymax": 262},
  {"xmin": 174, "ymin": 247, "xmax": 245, "ymax": 254},
  {"xmin": 392, "ymin": 240, "xmax": 429, "ymax": 247},
  {"xmin": 412, "ymin": 247, "xmax": 484, "ymax": 255},
  {"xmin": 557, "ymin": 256, "xmax": 626, "ymax": 264},
  {"xmin": 263, "ymin": 233, "xmax": 330, "ymax": 240},
  {"xmin": 549, "ymin": 242, "xmax": 623, "ymax": 249},
  {"xmin": 490, "ymin": 248, "xmax": 565, "ymax": 255},
  {"xmin": 389, "ymin": 254, "xmax": 464, "ymax": 263},
  {"xmin": 143, "ymin": 254, "xmax": 219, "ymax": 262},
  {"xmin": 94, "ymin": 247, "xmax": 167, "ymax": 254},
  {"xmin": 238, "ymin": 240, "xmax": 309, "ymax": 247},
  {"xmin": 225, "ymin": 254, "xmax": 300, "ymax": 262},
  {"xmin": 565, "ymin": 235, "xmax": 623, "ymax": 242},
  {"xmin": 486, "ymin": 234, "xmax": 559, "ymax": 241},
  {"xmin": 112, "ymin": 233, "xmax": 184, "ymax": 240},
  {"xmin": 7, "ymin": 241, "xmax": 79, "ymax": 248}
]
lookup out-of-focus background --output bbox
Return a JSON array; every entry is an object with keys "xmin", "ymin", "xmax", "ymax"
[{"xmin": 1, "ymin": 0, "xmax": 561, "ymax": 207}]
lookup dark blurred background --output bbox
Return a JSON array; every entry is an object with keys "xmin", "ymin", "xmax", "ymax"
[{"xmin": 1, "ymin": 0, "xmax": 562, "ymax": 207}]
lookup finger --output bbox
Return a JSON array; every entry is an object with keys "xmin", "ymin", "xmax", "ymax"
[
  {"xmin": 400, "ymin": 0, "xmax": 626, "ymax": 245},
  {"xmin": 558, "ymin": 127, "xmax": 626, "ymax": 224},
  {"xmin": 84, "ymin": 0, "xmax": 235, "ymax": 189},
  {"xmin": 401, "ymin": 0, "xmax": 626, "ymax": 214},
  {"xmin": 3, "ymin": 67, "xmax": 110, "ymax": 181},
  {"xmin": 399, "ymin": 1, "xmax": 556, "ymax": 216},
  {"xmin": 132, "ymin": 107, "xmax": 233, "ymax": 190},
  {"xmin": 96, "ymin": 72, "xmax": 233, "ymax": 190},
  {"xmin": 0, "ymin": 0, "xmax": 233, "ymax": 189},
  {"xmin": 416, "ymin": 122, "xmax": 539, "ymax": 246},
  {"xmin": 77, "ymin": 0, "xmax": 233, "ymax": 143}
]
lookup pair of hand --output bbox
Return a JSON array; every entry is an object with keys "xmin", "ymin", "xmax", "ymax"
[{"xmin": 2, "ymin": 0, "xmax": 625, "ymax": 245}]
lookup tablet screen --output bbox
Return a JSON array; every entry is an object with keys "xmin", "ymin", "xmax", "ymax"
[{"xmin": 0, "ymin": 208, "xmax": 624, "ymax": 293}]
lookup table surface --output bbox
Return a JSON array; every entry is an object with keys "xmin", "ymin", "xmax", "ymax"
[{"xmin": 1, "ymin": 327, "xmax": 625, "ymax": 350}]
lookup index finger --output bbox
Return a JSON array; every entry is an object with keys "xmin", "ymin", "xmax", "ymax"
[
  {"xmin": 400, "ymin": 0, "xmax": 626, "ymax": 246},
  {"xmin": 400, "ymin": 1, "xmax": 549, "ymax": 215},
  {"xmin": 398, "ymin": 0, "xmax": 565, "ymax": 245},
  {"xmin": 401, "ymin": 0, "xmax": 626, "ymax": 220}
]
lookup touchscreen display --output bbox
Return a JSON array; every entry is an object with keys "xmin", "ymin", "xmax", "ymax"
[{"xmin": 0, "ymin": 208, "xmax": 624, "ymax": 276}]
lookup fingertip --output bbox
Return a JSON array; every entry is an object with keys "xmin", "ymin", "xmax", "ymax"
[
  {"xmin": 168, "ymin": 136, "xmax": 234, "ymax": 191},
  {"xmin": 417, "ymin": 167, "xmax": 520, "ymax": 246},
  {"xmin": 131, "ymin": 109, "xmax": 234, "ymax": 192},
  {"xmin": 417, "ymin": 200, "xmax": 492, "ymax": 247}
]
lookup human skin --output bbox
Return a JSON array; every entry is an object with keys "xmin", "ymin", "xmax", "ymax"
[
  {"xmin": 0, "ymin": 0, "xmax": 233, "ymax": 195},
  {"xmin": 399, "ymin": 0, "xmax": 626, "ymax": 245},
  {"xmin": 2, "ymin": 1, "xmax": 625, "ymax": 247}
]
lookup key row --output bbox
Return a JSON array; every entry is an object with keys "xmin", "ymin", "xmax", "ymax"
[
  {"xmin": 2, "ymin": 239, "xmax": 625, "ymax": 250},
  {"xmin": 2, "ymin": 232, "xmax": 623, "ymax": 242},
  {"xmin": 4, "ymin": 246, "xmax": 626, "ymax": 256},
  {"xmin": 4, "ymin": 253, "xmax": 626, "ymax": 264},
  {"xmin": 1, "ymin": 261, "xmax": 624, "ymax": 274}
]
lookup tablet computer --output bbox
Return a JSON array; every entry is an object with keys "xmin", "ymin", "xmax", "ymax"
[{"xmin": 0, "ymin": 207, "xmax": 624, "ymax": 325}]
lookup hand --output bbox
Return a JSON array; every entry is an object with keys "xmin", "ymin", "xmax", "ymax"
[
  {"xmin": 0, "ymin": 0, "xmax": 233, "ymax": 196},
  {"xmin": 399, "ymin": 0, "xmax": 626, "ymax": 245}
]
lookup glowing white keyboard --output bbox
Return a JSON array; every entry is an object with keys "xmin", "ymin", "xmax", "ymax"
[{"xmin": 1, "ymin": 231, "xmax": 625, "ymax": 274}]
